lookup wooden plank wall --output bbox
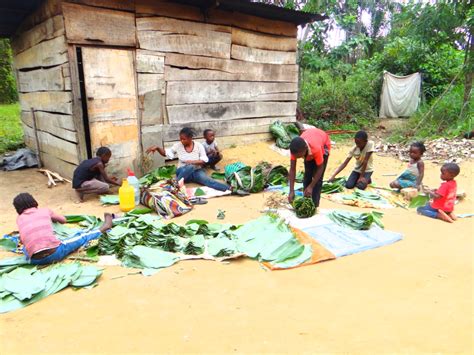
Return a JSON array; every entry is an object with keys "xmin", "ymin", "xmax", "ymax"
[
  {"xmin": 12, "ymin": 7, "xmax": 79, "ymax": 178},
  {"xmin": 135, "ymin": 0, "xmax": 299, "ymax": 147}
]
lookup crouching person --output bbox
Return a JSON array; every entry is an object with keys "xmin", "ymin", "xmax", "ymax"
[
  {"xmin": 14, "ymin": 193, "xmax": 113, "ymax": 265},
  {"xmin": 72, "ymin": 147, "xmax": 120, "ymax": 201}
]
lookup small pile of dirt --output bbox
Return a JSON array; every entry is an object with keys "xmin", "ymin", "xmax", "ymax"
[{"xmin": 375, "ymin": 138, "xmax": 474, "ymax": 164}]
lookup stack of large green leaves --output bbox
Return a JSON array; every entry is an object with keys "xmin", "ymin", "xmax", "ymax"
[
  {"xmin": 328, "ymin": 210, "xmax": 384, "ymax": 230},
  {"xmin": 353, "ymin": 189, "xmax": 381, "ymax": 201},
  {"xmin": 322, "ymin": 177, "xmax": 346, "ymax": 194},
  {"xmin": 270, "ymin": 121, "xmax": 300, "ymax": 149},
  {"xmin": 182, "ymin": 235, "xmax": 206, "ymax": 255},
  {"xmin": 0, "ymin": 262, "xmax": 102, "ymax": 313},
  {"xmin": 228, "ymin": 165, "xmax": 264, "ymax": 193},
  {"xmin": 266, "ymin": 165, "xmax": 289, "ymax": 186},
  {"xmin": 207, "ymin": 236, "xmax": 236, "ymax": 257},
  {"xmin": 292, "ymin": 197, "xmax": 316, "ymax": 218},
  {"xmin": 139, "ymin": 165, "xmax": 177, "ymax": 186},
  {"xmin": 122, "ymin": 246, "xmax": 179, "ymax": 270}
]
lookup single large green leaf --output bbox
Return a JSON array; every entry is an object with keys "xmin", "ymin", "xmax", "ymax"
[
  {"xmin": 409, "ymin": 195, "xmax": 430, "ymax": 208},
  {"xmin": 0, "ymin": 239, "xmax": 16, "ymax": 251}
]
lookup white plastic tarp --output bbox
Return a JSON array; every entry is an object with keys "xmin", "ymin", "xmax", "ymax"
[{"xmin": 379, "ymin": 71, "xmax": 421, "ymax": 118}]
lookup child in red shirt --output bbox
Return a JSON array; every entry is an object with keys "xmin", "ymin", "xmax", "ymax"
[{"xmin": 417, "ymin": 163, "xmax": 459, "ymax": 223}]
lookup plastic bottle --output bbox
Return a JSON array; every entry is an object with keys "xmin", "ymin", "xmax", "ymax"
[
  {"xmin": 119, "ymin": 179, "xmax": 135, "ymax": 212},
  {"xmin": 127, "ymin": 168, "xmax": 140, "ymax": 205}
]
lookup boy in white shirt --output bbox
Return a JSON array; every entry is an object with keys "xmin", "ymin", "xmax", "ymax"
[{"xmin": 202, "ymin": 129, "xmax": 223, "ymax": 171}]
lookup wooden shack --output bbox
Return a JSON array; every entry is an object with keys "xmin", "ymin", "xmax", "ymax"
[{"xmin": 3, "ymin": 0, "xmax": 324, "ymax": 178}]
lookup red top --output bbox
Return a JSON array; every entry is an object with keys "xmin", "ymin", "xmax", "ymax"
[
  {"xmin": 16, "ymin": 207, "xmax": 66, "ymax": 257},
  {"xmin": 290, "ymin": 128, "xmax": 331, "ymax": 165},
  {"xmin": 430, "ymin": 180, "xmax": 457, "ymax": 212}
]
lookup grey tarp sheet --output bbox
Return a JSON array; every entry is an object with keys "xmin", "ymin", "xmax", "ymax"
[{"xmin": 2, "ymin": 148, "xmax": 38, "ymax": 171}]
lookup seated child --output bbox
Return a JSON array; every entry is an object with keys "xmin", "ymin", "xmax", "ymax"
[
  {"xmin": 14, "ymin": 193, "xmax": 113, "ymax": 264},
  {"xmin": 417, "ymin": 163, "xmax": 460, "ymax": 223},
  {"xmin": 390, "ymin": 142, "xmax": 425, "ymax": 190},
  {"xmin": 202, "ymin": 129, "xmax": 223, "ymax": 171},
  {"xmin": 328, "ymin": 130, "xmax": 374, "ymax": 190},
  {"xmin": 72, "ymin": 147, "xmax": 120, "ymax": 201}
]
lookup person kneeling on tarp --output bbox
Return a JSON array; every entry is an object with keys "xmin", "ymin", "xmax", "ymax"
[
  {"xmin": 13, "ymin": 193, "xmax": 113, "ymax": 265},
  {"xmin": 72, "ymin": 146, "xmax": 121, "ymax": 202},
  {"xmin": 288, "ymin": 127, "xmax": 331, "ymax": 208}
]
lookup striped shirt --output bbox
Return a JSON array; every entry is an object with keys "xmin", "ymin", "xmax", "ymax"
[
  {"xmin": 166, "ymin": 141, "xmax": 209, "ymax": 168},
  {"xmin": 17, "ymin": 207, "xmax": 66, "ymax": 257}
]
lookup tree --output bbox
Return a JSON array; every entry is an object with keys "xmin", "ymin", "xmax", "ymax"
[{"xmin": 0, "ymin": 39, "xmax": 18, "ymax": 104}]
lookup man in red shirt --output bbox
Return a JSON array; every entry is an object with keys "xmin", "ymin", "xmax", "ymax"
[
  {"xmin": 288, "ymin": 127, "xmax": 331, "ymax": 208},
  {"xmin": 417, "ymin": 163, "xmax": 460, "ymax": 223}
]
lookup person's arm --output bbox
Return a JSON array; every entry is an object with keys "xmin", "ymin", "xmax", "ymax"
[
  {"xmin": 416, "ymin": 161, "xmax": 425, "ymax": 188},
  {"xmin": 357, "ymin": 151, "xmax": 373, "ymax": 183},
  {"xmin": 429, "ymin": 183, "xmax": 447, "ymax": 200},
  {"xmin": 146, "ymin": 145, "xmax": 166, "ymax": 157},
  {"xmin": 95, "ymin": 162, "xmax": 120, "ymax": 186},
  {"xmin": 49, "ymin": 209, "xmax": 67, "ymax": 224},
  {"xmin": 288, "ymin": 159, "xmax": 297, "ymax": 203},
  {"xmin": 329, "ymin": 157, "xmax": 351, "ymax": 181}
]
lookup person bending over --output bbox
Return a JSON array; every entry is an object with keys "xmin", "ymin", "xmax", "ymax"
[
  {"xmin": 288, "ymin": 127, "xmax": 331, "ymax": 208},
  {"xmin": 72, "ymin": 147, "xmax": 120, "ymax": 201},
  {"xmin": 14, "ymin": 193, "xmax": 113, "ymax": 265}
]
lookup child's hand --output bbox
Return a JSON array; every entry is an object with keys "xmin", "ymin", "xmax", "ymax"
[
  {"xmin": 357, "ymin": 176, "xmax": 367, "ymax": 184},
  {"xmin": 111, "ymin": 176, "xmax": 118, "ymax": 183},
  {"xmin": 146, "ymin": 145, "xmax": 158, "ymax": 154}
]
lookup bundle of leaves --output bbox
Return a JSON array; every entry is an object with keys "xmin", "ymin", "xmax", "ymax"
[
  {"xmin": 322, "ymin": 177, "xmax": 347, "ymax": 194},
  {"xmin": 328, "ymin": 210, "xmax": 384, "ymax": 230},
  {"xmin": 353, "ymin": 189, "xmax": 381, "ymax": 201},
  {"xmin": 266, "ymin": 165, "xmax": 289, "ymax": 186},
  {"xmin": 228, "ymin": 165, "xmax": 265, "ymax": 193},
  {"xmin": 182, "ymin": 235, "xmax": 206, "ymax": 255},
  {"xmin": 139, "ymin": 165, "xmax": 177, "ymax": 186},
  {"xmin": 270, "ymin": 121, "xmax": 300, "ymax": 149},
  {"xmin": 292, "ymin": 197, "xmax": 316, "ymax": 218}
]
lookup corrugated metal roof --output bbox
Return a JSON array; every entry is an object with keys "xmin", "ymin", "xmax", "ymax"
[{"xmin": 0, "ymin": 0, "xmax": 326, "ymax": 37}]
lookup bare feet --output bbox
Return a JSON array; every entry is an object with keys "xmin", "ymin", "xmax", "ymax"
[
  {"xmin": 100, "ymin": 213, "xmax": 114, "ymax": 233},
  {"xmin": 437, "ymin": 210, "xmax": 454, "ymax": 223},
  {"xmin": 448, "ymin": 212, "xmax": 457, "ymax": 221},
  {"xmin": 75, "ymin": 190, "xmax": 84, "ymax": 203},
  {"xmin": 389, "ymin": 181, "xmax": 400, "ymax": 189}
]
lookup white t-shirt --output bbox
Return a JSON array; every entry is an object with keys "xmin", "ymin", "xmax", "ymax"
[
  {"xmin": 202, "ymin": 140, "xmax": 218, "ymax": 155},
  {"xmin": 166, "ymin": 141, "xmax": 209, "ymax": 168}
]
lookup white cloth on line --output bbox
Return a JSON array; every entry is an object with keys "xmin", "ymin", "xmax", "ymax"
[{"xmin": 379, "ymin": 71, "xmax": 421, "ymax": 118}]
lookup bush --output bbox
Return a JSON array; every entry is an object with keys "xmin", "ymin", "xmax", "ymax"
[
  {"xmin": 0, "ymin": 39, "xmax": 18, "ymax": 104},
  {"xmin": 389, "ymin": 84, "xmax": 473, "ymax": 142},
  {"xmin": 299, "ymin": 65, "xmax": 380, "ymax": 129}
]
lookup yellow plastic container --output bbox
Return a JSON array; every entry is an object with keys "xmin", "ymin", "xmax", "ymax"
[{"xmin": 119, "ymin": 179, "xmax": 135, "ymax": 212}]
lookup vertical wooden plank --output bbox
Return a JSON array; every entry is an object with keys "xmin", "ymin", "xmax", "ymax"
[
  {"xmin": 68, "ymin": 45, "xmax": 88, "ymax": 161},
  {"xmin": 30, "ymin": 108, "xmax": 43, "ymax": 168}
]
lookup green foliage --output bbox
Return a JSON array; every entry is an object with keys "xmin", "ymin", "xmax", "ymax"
[
  {"xmin": 390, "ymin": 84, "xmax": 473, "ymax": 142},
  {"xmin": 0, "ymin": 39, "xmax": 18, "ymax": 104},
  {"xmin": 0, "ymin": 103, "xmax": 23, "ymax": 154},
  {"xmin": 300, "ymin": 66, "xmax": 379, "ymax": 128}
]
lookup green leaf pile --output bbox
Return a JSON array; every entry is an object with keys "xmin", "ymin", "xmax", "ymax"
[
  {"xmin": 292, "ymin": 197, "xmax": 316, "ymax": 218},
  {"xmin": 139, "ymin": 165, "xmax": 177, "ymax": 186},
  {"xmin": 322, "ymin": 177, "xmax": 347, "ymax": 194},
  {"xmin": 0, "ymin": 262, "xmax": 102, "ymax": 313},
  {"xmin": 328, "ymin": 210, "xmax": 384, "ymax": 230},
  {"xmin": 270, "ymin": 121, "xmax": 300, "ymax": 149}
]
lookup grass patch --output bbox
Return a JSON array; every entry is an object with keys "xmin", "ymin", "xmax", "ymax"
[{"xmin": 0, "ymin": 103, "xmax": 23, "ymax": 154}]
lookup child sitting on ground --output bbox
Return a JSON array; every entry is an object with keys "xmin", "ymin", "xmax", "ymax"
[
  {"xmin": 390, "ymin": 142, "xmax": 426, "ymax": 190},
  {"xmin": 202, "ymin": 129, "xmax": 223, "ymax": 171},
  {"xmin": 417, "ymin": 163, "xmax": 460, "ymax": 223},
  {"xmin": 14, "ymin": 193, "xmax": 113, "ymax": 264},
  {"xmin": 72, "ymin": 146, "xmax": 121, "ymax": 201},
  {"xmin": 328, "ymin": 130, "xmax": 375, "ymax": 190}
]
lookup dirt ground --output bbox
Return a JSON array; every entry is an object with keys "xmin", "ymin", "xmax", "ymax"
[{"xmin": 0, "ymin": 141, "xmax": 472, "ymax": 353}]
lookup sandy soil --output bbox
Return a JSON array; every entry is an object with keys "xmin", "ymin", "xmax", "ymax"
[{"xmin": 0, "ymin": 141, "xmax": 472, "ymax": 353}]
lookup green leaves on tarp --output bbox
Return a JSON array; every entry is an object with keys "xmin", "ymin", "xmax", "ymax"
[
  {"xmin": 266, "ymin": 165, "xmax": 289, "ymax": 186},
  {"xmin": 328, "ymin": 210, "xmax": 384, "ymax": 230},
  {"xmin": 122, "ymin": 246, "xmax": 179, "ymax": 270},
  {"xmin": 194, "ymin": 188, "xmax": 206, "ymax": 196},
  {"xmin": 233, "ymin": 215, "xmax": 312, "ymax": 267},
  {"xmin": 322, "ymin": 177, "xmax": 347, "ymax": 194},
  {"xmin": 0, "ymin": 262, "xmax": 102, "ymax": 313},
  {"xmin": 353, "ymin": 189, "xmax": 381, "ymax": 201},
  {"xmin": 228, "ymin": 165, "xmax": 265, "ymax": 193},
  {"xmin": 139, "ymin": 165, "xmax": 177, "ymax": 186},
  {"xmin": 0, "ymin": 239, "xmax": 17, "ymax": 251},
  {"xmin": 408, "ymin": 194, "xmax": 430, "ymax": 208},
  {"xmin": 292, "ymin": 197, "xmax": 316, "ymax": 218},
  {"xmin": 100, "ymin": 195, "xmax": 120, "ymax": 205},
  {"xmin": 269, "ymin": 121, "xmax": 300, "ymax": 149}
]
